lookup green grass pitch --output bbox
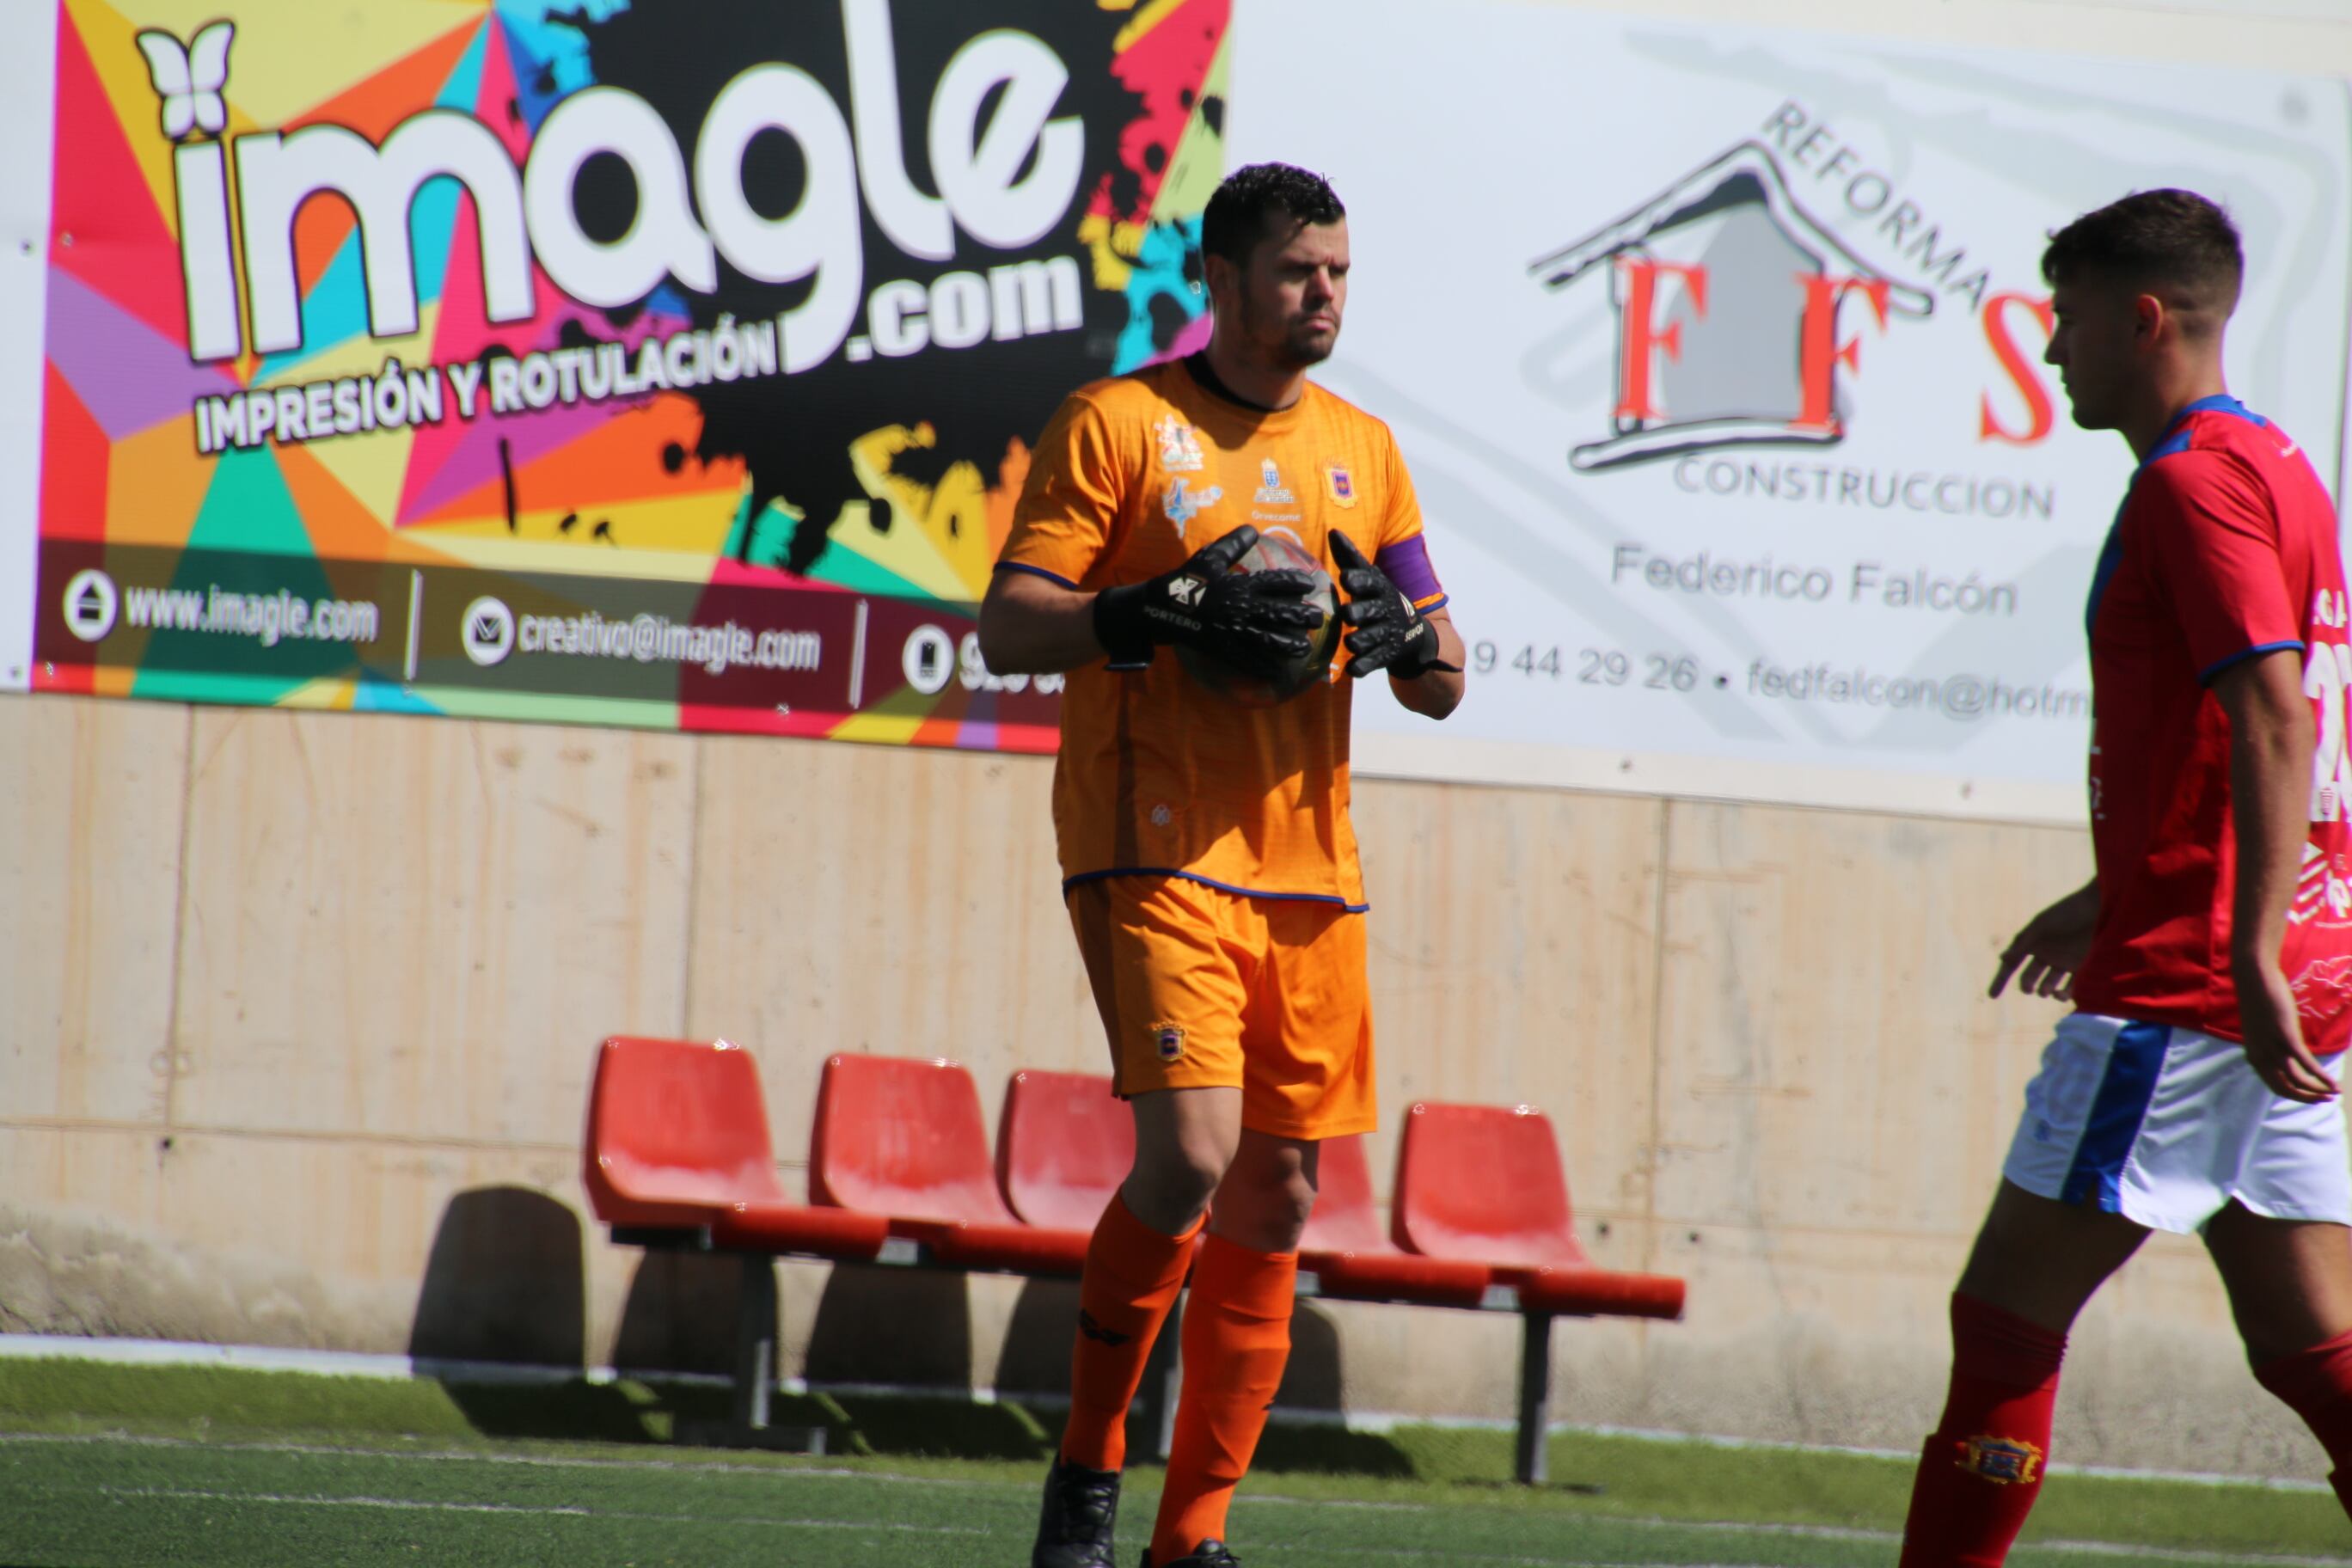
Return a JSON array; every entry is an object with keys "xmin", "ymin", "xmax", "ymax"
[{"xmin": 2, "ymin": 1359, "xmax": 2348, "ymax": 1566}]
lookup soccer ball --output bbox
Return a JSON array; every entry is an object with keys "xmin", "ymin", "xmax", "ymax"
[{"xmin": 1174, "ymin": 530, "xmax": 1341, "ymax": 707}]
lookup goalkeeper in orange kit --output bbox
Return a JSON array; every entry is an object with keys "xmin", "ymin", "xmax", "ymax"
[{"xmin": 978, "ymin": 163, "xmax": 1466, "ymax": 1567}]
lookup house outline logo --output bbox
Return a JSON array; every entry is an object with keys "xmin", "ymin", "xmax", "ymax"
[{"xmin": 1530, "ymin": 138, "xmax": 1939, "ymax": 473}]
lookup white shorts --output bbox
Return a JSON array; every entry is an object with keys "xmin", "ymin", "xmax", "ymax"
[{"xmin": 2001, "ymin": 1013, "xmax": 2352, "ymax": 1234}]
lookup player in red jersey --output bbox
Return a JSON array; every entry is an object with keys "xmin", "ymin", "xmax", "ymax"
[{"xmin": 1902, "ymin": 190, "xmax": 2352, "ymax": 1565}]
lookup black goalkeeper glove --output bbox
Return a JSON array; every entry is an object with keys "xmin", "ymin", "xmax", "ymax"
[
  {"xmin": 1332, "ymin": 530, "xmax": 1459, "ymax": 680},
  {"xmin": 1092, "ymin": 524, "xmax": 1320, "ymax": 673}
]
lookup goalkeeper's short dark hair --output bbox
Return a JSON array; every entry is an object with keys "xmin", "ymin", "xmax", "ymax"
[
  {"xmin": 1203, "ymin": 163, "xmax": 1345, "ymax": 270},
  {"xmin": 2042, "ymin": 189, "xmax": 2243, "ymax": 324}
]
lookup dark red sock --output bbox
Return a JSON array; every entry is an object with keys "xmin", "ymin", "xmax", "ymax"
[
  {"xmin": 2254, "ymin": 1325, "xmax": 2352, "ymax": 1519},
  {"xmin": 1898, "ymin": 1292, "xmax": 2067, "ymax": 1568}
]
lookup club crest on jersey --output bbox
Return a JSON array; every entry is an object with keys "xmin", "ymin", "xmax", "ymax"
[
  {"xmin": 1955, "ymin": 1435, "xmax": 2043, "ymax": 1485},
  {"xmin": 1155, "ymin": 415, "xmax": 1205, "ymax": 473},
  {"xmin": 1162, "ymin": 477, "xmax": 1222, "ymax": 537},
  {"xmin": 1322, "ymin": 462, "xmax": 1359, "ymax": 508},
  {"xmin": 1254, "ymin": 460, "xmax": 1296, "ymax": 505},
  {"xmin": 1153, "ymin": 1024, "xmax": 1185, "ymax": 1063}
]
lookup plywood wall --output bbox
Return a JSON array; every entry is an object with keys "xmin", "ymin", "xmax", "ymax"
[{"xmin": 0, "ymin": 691, "xmax": 2324, "ymax": 1476}]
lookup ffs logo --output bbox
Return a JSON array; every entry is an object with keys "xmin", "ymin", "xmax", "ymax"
[
  {"xmin": 1530, "ymin": 138, "xmax": 1932, "ymax": 470},
  {"xmin": 1161, "ymin": 477, "xmax": 1222, "ymax": 537},
  {"xmin": 1527, "ymin": 101, "xmax": 2061, "ymax": 474}
]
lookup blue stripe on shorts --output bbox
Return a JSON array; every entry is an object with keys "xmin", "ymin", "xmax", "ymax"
[{"xmin": 2061, "ymin": 1020, "xmax": 2171, "ymax": 1210}]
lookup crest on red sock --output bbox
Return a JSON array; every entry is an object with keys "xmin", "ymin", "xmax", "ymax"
[{"xmin": 1954, "ymin": 1434, "xmax": 2044, "ymax": 1485}]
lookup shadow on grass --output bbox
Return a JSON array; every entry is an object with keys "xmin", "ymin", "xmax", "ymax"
[
  {"xmin": 1250, "ymin": 1422, "xmax": 1417, "ymax": 1478},
  {"xmin": 426, "ymin": 1379, "xmax": 1066, "ymax": 1464},
  {"xmin": 432, "ymin": 1379, "xmax": 677, "ymax": 1444},
  {"xmin": 423, "ymin": 1379, "xmax": 1415, "ymax": 1473},
  {"xmin": 819, "ymin": 1392, "xmax": 1053, "ymax": 1461}
]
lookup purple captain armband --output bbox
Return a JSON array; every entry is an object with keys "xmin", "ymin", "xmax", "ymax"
[{"xmin": 1374, "ymin": 535, "xmax": 1447, "ymax": 611}]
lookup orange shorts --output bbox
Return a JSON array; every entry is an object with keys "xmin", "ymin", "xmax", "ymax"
[{"xmin": 1066, "ymin": 876, "xmax": 1375, "ymax": 1142}]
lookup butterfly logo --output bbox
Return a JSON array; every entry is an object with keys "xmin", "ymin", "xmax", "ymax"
[{"xmin": 135, "ymin": 21, "xmax": 236, "ymax": 143}]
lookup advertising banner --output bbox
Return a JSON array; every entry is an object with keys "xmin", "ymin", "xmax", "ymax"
[
  {"xmin": 23, "ymin": 0, "xmax": 1232, "ymax": 744},
  {"xmin": 13, "ymin": 0, "xmax": 2351, "ymax": 824},
  {"xmin": 0, "ymin": 4, "xmax": 59, "ymax": 695},
  {"xmin": 1229, "ymin": 0, "xmax": 2352, "ymax": 820}
]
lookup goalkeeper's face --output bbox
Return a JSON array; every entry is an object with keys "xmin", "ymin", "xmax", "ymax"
[{"xmin": 1236, "ymin": 218, "xmax": 1350, "ymax": 371}]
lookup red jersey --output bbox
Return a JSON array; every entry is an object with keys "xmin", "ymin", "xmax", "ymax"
[{"xmin": 2074, "ymin": 395, "xmax": 2352, "ymax": 1054}]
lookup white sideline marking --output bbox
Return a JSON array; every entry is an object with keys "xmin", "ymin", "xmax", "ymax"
[
  {"xmin": 1, "ymin": 1431, "xmax": 982, "ymax": 1485},
  {"xmin": 0, "ymin": 1332, "xmax": 2328, "ymax": 1496},
  {"xmin": 98, "ymin": 1486, "xmax": 983, "ymax": 1536},
  {"xmin": 0, "ymin": 1332, "xmax": 728, "ymax": 1389}
]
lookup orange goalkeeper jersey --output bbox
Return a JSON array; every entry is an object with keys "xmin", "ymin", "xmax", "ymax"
[{"xmin": 998, "ymin": 357, "xmax": 1447, "ymax": 910}]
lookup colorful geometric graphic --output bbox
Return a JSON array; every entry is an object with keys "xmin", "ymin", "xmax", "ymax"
[{"xmin": 34, "ymin": 0, "xmax": 1229, "ymax": 749}]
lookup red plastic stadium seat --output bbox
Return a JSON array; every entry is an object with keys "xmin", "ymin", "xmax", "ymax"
[
  {"xmin": 1394, "ymin": 1101, "xmax": 1682, "ymax": 1319},
  {"xmin": 811, "ymin": 1054, "xmax": 1091, "ymax": 1276},
  {"xmin": 1298, "ymin": 1135, "xmax": 1387, "ymax": 1254},
  {"xmin": 581, "ymin": 1036, "xmax": 886, "ymax": 1259},
  {"xmin": 1514, "ymin": 1264, "xmax": 1684, "ymax": 1320},
  {"xmin": 1298, "ymin": 1135, "xmax": 1492, "ymax": 1308},
  {"xmin": 1393, "ymin": 1102, "xmax": 1587, "ymax": 1268},
  {"xmin": 914, "ymin": 1220, "xmax": 1091, "ymax": 1276},
  {"xmin": 998, "ymin": 1069, "xmax": 1133, "ymax": 1231},
  {"xmin": 812, "ymin": 1054, "xmax": 1020, "ymax": 1222},
  {"xmin": 710, "ymin": 1199, "xmax": 894, "ymax": 1256}
]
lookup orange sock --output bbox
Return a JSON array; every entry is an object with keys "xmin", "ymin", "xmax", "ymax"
[
  {"xmin": 1150, "ymin": 1234, "xmax": 1296, "ymax": 1561},
  {"xmin": 1059, "ymin": 1194, "xmax": 1201, "ymax": 1473}
]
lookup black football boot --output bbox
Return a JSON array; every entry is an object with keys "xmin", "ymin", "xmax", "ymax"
[{"xmin": 1031, "ymin": 1455, "xmax": 1122, "ymax": 1568}]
